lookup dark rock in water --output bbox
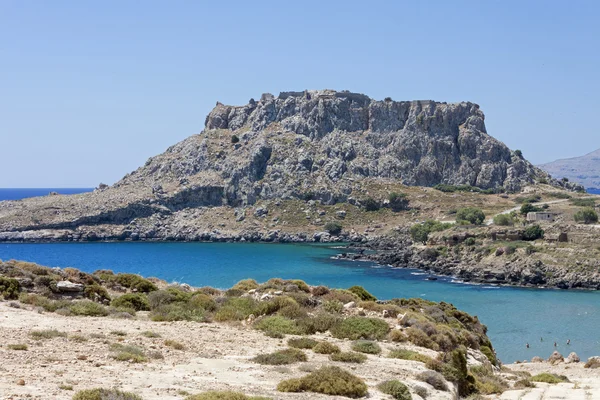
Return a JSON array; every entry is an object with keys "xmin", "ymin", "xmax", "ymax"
[{"xmin": 426, "ymin": 276, "xmax": 438, "ymax": 281}]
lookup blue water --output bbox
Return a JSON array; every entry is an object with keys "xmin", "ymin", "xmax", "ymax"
[
  {"xmin": 0, "ymin": 188, "xmax": 94, "ymax": 201},
  {"xmin": 1, "ymin": 242, "xmax": 599, "ymax": 364},
  {"xmin": 588, "ymin": 188, "xmax": 600, "ymax": 195}
]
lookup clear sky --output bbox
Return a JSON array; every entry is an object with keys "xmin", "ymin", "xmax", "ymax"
[{"xmin": 1, "ymin": 1, "xmax": 598, "ymax": 187}]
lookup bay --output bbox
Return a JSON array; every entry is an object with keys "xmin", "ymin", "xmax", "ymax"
[{"xmin": 1, "ymin": 242, "xmax": 599, "ymax": 364}]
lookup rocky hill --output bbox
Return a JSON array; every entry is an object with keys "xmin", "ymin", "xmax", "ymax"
[
  {"xmin": 0, "ymin": 90, "xmax": 576, "ymax": 241},
  {"xmin": 538, "ymin": 148, "xmax": 600, "ymax": 190}
]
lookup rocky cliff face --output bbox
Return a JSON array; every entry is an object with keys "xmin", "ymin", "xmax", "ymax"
[
  {"xmin": 118, "ymin": 90, "xmax": 549, "ymax": 205},
  {"xmin": 0, "ymin": 90, "xmax": 560, "ymax": 240}
]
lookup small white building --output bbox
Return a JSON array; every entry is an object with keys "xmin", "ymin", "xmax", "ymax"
[{"xmin": 526, "ymin": 212, "xmax": 557, "ymax": 222}]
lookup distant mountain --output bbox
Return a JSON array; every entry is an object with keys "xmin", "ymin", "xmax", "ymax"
[{"xmin": 538, "ymin": 148, "xmax": 600, "ymax": 190}]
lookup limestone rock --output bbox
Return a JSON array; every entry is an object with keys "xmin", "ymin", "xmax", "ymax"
[
  {"xmin": 56, "ymin": 281, "xmax": 84, "ymax": 292},
  {"xmin": 547, "ymin": 350, "xmax": 564, "ymax": 364},
  {"xmin": 565, "ymin": 352, "xmax": 580, "ymax": 363}
]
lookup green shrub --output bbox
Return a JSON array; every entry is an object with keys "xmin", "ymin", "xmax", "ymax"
[
  {"xmin": 277, "ymin": 366, "xmax": 368, "ymax": 398},
  {"xmin": 571, "ymin": 198, "xmax": 596, "ymax": 207},
  {"xmin": 331, "ymin": 317, "xmax": 390, "ymax": 340},
  {"xmin": 297, "ymin": 311, "xmax": 340, "ymax": 334},
  {"xmin": 417, "ymin": 371, "xmax": 447, "ymax": 391},
  {"xmin": 313, "ymin": 341, "xmax": 341, "ymax": 354},
  {"xmin": 388, "ymin": 192, "xmax": 409, "ymax": 211},
  {"xmin": 480, "ymin": 345, "xmax": 497, "ymax": 365},
  {"xmin": 523, "ymin": 225, "xmax": 544, "ymax": 241},
  {"xmin": 330, "ymin": 351, "xmax": 367, "ymax": 363},
  {"xmin": 323, "ymin": 300, "xmax": 344, "ymax": 313},
  {"xmin": 351, "ymin": 340, "xmax": 381, "ymax": 354},
  {"xmin": 114, "ymin": 273, "xmax": 157, "ymax": 293},
  {"xmin": 347, "ymin": 286, "xmax": 376, "ymax": 301},
  {"xmin": 493, "ymin": 214, "xmax": 514, "ymax": 226},
  {"xmin": 0, "ymin": 277, "xmax": 20, "ymax": 299},
  {"xmin": 530, "ymin": 373, "xmax": 569, "ymax": 384},
  {"xmin": 141, "ymin": 331, "xmax": 161, "ymax": 338},
  {"xmin": 252, "ymin": 348, "xmax": 307, "ymax": 365},
  {"xmin": 288, "ymin": 337, "xmax": 318, "ymax": 349},
  {"xmin": 69, "ymin": 300, "xmax": 109, "ymax": 316},
  {"xmin": 111, "ymin": 293, "xmax": 150, "ymax": 311},
  {"xmin": 377, "ymin": 380, "xmax": 412, "ymax": 400},
  {"xmin": 324, "ymin": 221, "xmax": 343, "ymax": 235},
  {"xmin": 322, "ymin": 289, "xmax": 359, "ymax": 304},
  {"xmin": 30, "ymin": 329, "xmax": 67, "ymax": 340},
  {"xmin": 363, "ymin": 197, "xmax": 381, "ymax": 211},
  {"xmin": 214, "ymin": 297, "xmax": 257, "ymax": 321},
  {"xmin": 410, "ymin": 220, "xmax": 453, "ymax": 244},
  {"xmin": 110, "ymin": 343, "xmax": 147, "ymax": 363},
  {"xmin": 405, "ymin": 327, "xmax": 439, "ymax": 350},
  {"xmin": 149, "ymin": 303, "xmax": 205, "ymax": 322},
  {"xmin": 456, "ymin": 208, "xmax": 485, "ymax": 225},
  {"xmin": 8, "ymin": 344, "xmax": 28, "ymax": 350},
  {"xmin": 388, "ymin": 349, "xmax": 432, "ymax": 363},
  {"xmin": 83, "ymin": 284, "xmax": 110, "ymax": 302},
  {"xmin": 254, "ymin": 316, "xmax": 300, "ymax": 336},
  {"xmin": 574, "ymin": 208, "xmax": 598, "ymax": 224},
  {"xmin": 72, "ymin": 388, "xmax": 143, "ymax": 400},
  {"xmin": 520, "ymin": 203, "xmax": 542, "ymax": 215},
  {"xmin": 232, "ymin": 279, "xmax": 259, "ymax": 291},
  {"xmin": 231, "ymin": 134, "xmax": 240, "ymax": 144},
  {"xmin": 188, "ymin": 293, "xmax": 217, "ymax": 311},
  {"xmin": 464, "ymin": 237, "xmax": 476, "ymax": 246},
  {"xmin": 185, "ymin": 392, "xmax": 270, "ymax": 400}
]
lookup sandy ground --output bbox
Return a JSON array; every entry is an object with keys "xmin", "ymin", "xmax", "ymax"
[
  {"xmin": 2, "ymin": 301, "xmax": 599, "ymax": 400},
  {"xmin": 498, "ymin": 362, "xmax": 600, "ymax": 400},
  {"xmin": 0, "ymin": 301, "xmax": 451, "ymax": 400}
]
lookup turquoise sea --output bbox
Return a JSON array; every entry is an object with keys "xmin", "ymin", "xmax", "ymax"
[{"xmin": 1, "ymin": 242, "xmax": 599, "ymax": 364}]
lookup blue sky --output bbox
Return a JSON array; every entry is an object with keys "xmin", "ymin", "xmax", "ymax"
[{"xmin": 1, "ymin": 1, "xmax": 598, "ymax": 187}]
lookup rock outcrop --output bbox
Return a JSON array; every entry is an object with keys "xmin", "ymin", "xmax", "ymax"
[{"xmin": 0, "ymin": 90, "xmax": 563, "ymax": 241}]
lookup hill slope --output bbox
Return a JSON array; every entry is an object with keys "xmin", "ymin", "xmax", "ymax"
[
  {"xmin": 0, "ymin": 90, "xmax": 576, "ymax": 241},
  {"xmin": 538, "ymin": 148, "xmax": 600, "ymax": 189}
]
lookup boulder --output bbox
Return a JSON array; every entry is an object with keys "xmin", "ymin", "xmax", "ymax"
[
  {"xmin": 547, "ymin": 351, "xmax": 564, "ymax": 364},
  {"xmin": 343, "ymin": 301, "xmax": 356, "ymax": 309},
  {"xmin": 531, "ymin": 356, "xmax": 544, "ymax": 363},
  {"xmin": 565, "ymin": 352, "xmax": 580, "ymax": 363},
  {"xmin": 56, "ymin": 281, "xmax": 84, "ymax": 292}
]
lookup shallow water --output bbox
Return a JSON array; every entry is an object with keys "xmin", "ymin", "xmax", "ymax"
[{"xmin": 1, "ymin": 242, "xmax": 599, "ymax": 363}]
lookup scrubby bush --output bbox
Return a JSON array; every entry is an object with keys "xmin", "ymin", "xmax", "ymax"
[
  {"xmin": 164, "ymin": 339, "xmax": 185, "ymax": 350},
  {"xmin": 114, "ymin": 273, "xmax": 157, "ymax": 293},
  {"xmin": 68, "ymin": 300, "xmax": 109, "ymax": 316},
  {"xmin": 330, "ymin": 351, "xmax": 367, "ymax": 363},
  {"xmin": 388, "ymin": 192, "xmax": 409, "ymax": 211},
  {"xmin": 522, "ymin": 225, "xmax": 544, "ymax": 241},
  {"xmin": 232, "ymin": 279, "xmax": 259, "ymax": 292},
  {"xmin": 470, "ymin": 365, "xmax": 507, "ymax": 394},
  {"xmin": 347, "ymin": 286, "xmax": 376, "ymax": 301},
  {"xmin": 288, "ymin": 337, "xmax": 318, "ymax": 349},
  {"xmin": 388, "ymin": 329, "xmax": 407, "ymax": 342},
  {"xmin": 322, "ymin": 289, "xmax": 359, "ymax": 304},
  {"xmin": 231, "ymin": 135, "xmax": 240, "ymax": 144},
  {"xmin": 410, "ymin": 220, "xmax": 453, "ymax": 244},
  {"xmin": 456, "ymin": 207, "xmax": 485, "ymax": 225},
  {"xmin": 277, "ymin": 366, "xmax": 368, "ymax": 398},
  {"xmin": 323, "ymin": 300, "xmax": 344, "ymax": 313},
  {"xmin": 324, "ymin": 221, "xmax": 343, "ymax": 235},
  {"xmin": 351, "ymin": 340, "xmax": 381, "ymax": 354},
  {"xmin": 110, "ymin": 343, "xmax": 147, "ymax": 363},
  {"xmin": 388, "ymin": 349, "xmax": 432, "ymax": 363},
  {"xmin": 520, "ymin": 203, "xmax": 541, "ymax": 215},
  {"xmin": 363, "ymin": 197, "xmax": 381, "ymax": 211},
  {"xmin": 214, "ymin": 297, "xmax": 257, "ymax": 321},
  {"xmin": 530, "ymin": 373, "xmax": 569, "ymax": 384},
  {"xmin": 8, "ymin": 344, "xmax": 28, "ymax": 350},
  {"xmin": 330, "ymin": 317, "xmax": 390, "ymax": 340},
  {"xmin": 313, "ymin": 341, "xmax": 341, "ymax": 354},
  {"xmin": 0, "ymin": 277, "xmax": 20, "ymax": 299},
  {"xmin": 574, "ymin": 208, "xmax": 598, "ymax": 224},
  {"xmin": 405, "ymin": 327, "xmax": 439, "ymax": 350},
  {"xmin": 150, "ymin": 303, "xmax": 205, "ymax": 322},
  {"xmin": 254, "ymin": 316, "xmax": 300, "ymax": 336},
  {"xmin": 297, "ymin": 311, "xmax": 340, "ymax": 334},
  {"xmin": 377, "ymin": 380, "xmax": 412, "ymax": 400},
  {"xmin": 185, "ymin": 392, "xmax": 270, "ymax": 400},
  {"xmin": 111, "ymin": 293, "xmax": 150, "ymax": 311},
  {"xmin": 493, "ymin": 214, "xmax": 514, "ymax": 226},
  {"xmin": 72, "ymin": 388, "xmax": 143, "ymax": 400},
  {"xmin": 571, "ymin": 198, "xmax": 596, "ymax": 207},
  {"xmin": 480, "ymin": 345, "xmax": 497, "ymax": 365},
  {"xmin": 252, "ymin": 348, "xmax": 307, "ymax": 365},
  {"xmin": 30, "ymin": 329, "xmax": 67, "ymax": 340},
  {"xmin": 417, "ymin": 371, "xmax": 447, "ymax": 391},
  {"xmin": 312, "ymin": 285, "xmax": 330, "ymax": 296},
  {"xmin": 84, "ymin": 284, "xmax": 110, "ymax": 302}
]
